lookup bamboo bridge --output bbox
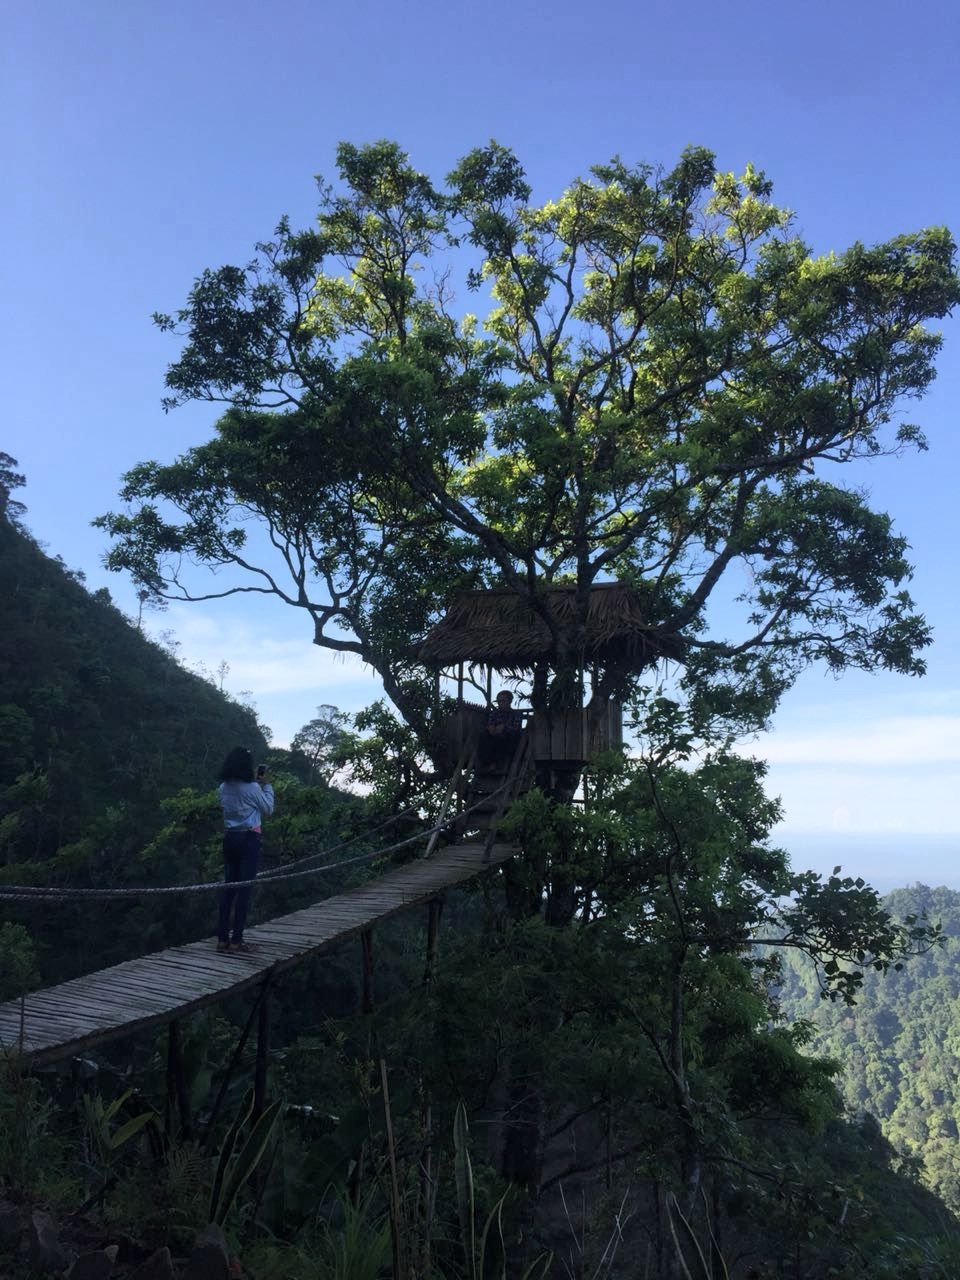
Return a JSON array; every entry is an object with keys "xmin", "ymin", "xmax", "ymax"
[{"xmin": 0, "ymin": 839, "xmax": 517, "ymax": 1070}]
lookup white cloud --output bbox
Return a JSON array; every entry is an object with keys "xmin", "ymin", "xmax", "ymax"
[
  {"xmin": 147, "ymin": 604, "xmax": 381, "ymax": 704},
  {"xmin": 767, "ymin": 762, "xmax": 960, "ymax": 836},
  {"xmin": 737, "ymin": 694, "xmax": 960, "ymax": 838},
  {"xmin": 754, "ymin": 715, "xmax": 960, "ymax": 767},
  {"xmin": 829, "ymin": 806, "xmax": 853, "ymax": 831}
]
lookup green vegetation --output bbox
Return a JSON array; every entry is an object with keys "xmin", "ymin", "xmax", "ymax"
[
  {"xmin": 779, "ymin": 883, "xmax": 960, "ymax": 1217},
  {"xmin": 0, "ymin": 469, "xmax": 395, "ymax": 992},
  {"xmin": 0, "ymin": 458, "xmax": 267, "ymax": 869},
  {"xmin": 0, "ymin": 500, "xmax": 265, "ymax": 982},
  {"xmin": 2, "ymin": 717, "xmax": 958, "ymax": 1275},
  {"xmin": 1, "ymin": 137, "xmax": 959, "ymax": 1276},
  {"xmin": 100, "ymin": 141, "xmax": 958, "ymax": 747}
]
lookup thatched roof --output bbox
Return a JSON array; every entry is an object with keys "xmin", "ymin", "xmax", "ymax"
[{"xmin": 418, "ymin": 583, "xmax": 684, "ymax": 670}]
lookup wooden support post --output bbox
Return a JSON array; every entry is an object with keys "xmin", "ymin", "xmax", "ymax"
[
  {"xmin": 351, "ymin": 930, "xmax": 376, "ymax": 1212},
  {"xmin": 419, "ymin": 897, "xmax": 443, "ymax": 1267},
  {"xmin": 164, "ymin": 1021, "xmax": 174, "ymax": 1137},
  {"xmin": 361, "ymin": 928, "xmax": 375, "ymax": 1015},
  {"xmin": 380, "ymin": 1057, "xmax": 405, "ymax": 1279},
  {"xmin": 173, "ymin": 1021, "xmax": 192, "ymax": 1139},
  {"xmin": 166, "ymin": 1019, "xmax": 192, "ymax": 1139},
  {"xmin": 253, "ymin": 981, "xmax": 270, "ymax": 1122},
  {"xmin": 423, "ymin": 897, "xmax": 442, "ymax": 987},
  {"xmin": 202, "ymin": 985, "xmax": 264, "ymax": 1152}
]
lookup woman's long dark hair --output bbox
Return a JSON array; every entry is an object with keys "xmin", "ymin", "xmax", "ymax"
[{"xmin": 218, "ymin": 747, "xmax": 255, "ymax": 783}]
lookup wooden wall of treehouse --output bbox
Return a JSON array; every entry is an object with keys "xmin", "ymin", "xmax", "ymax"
[{"xmin": 437, "ymin": 700, "xmax": 623, "ymax": 767}]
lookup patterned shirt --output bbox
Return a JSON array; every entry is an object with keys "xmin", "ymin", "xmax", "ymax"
[{"xmin": 487, "ymin": 707, "xmax": 522, "ymax": 733}]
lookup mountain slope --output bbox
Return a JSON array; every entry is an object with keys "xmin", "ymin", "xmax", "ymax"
[
  {"xmin": 0, "ymin": 516, "xmax": 269, "ymax": 979},
  {"xmin": 778, "ymin": 882, "xmax": 960, "ymax": 1211}
]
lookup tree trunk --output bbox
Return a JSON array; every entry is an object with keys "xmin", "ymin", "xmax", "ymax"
[{"xmin": 500, "ymin": 1068, "xmax": 544, "ymax": 1192}]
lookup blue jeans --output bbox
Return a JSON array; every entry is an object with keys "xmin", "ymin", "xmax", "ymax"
[{"xmin": 218, "ymin": 829, "xmax": 261, "ymax": 944}]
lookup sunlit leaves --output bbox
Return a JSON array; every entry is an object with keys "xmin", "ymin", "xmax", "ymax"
[{"xmin": 103, "ymin": 141, "xmax": 959, "ymax": 738}]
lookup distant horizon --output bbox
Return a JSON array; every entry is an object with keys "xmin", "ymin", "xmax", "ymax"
[{"xmin": 779, "ymin": 830, "xmax": 960, "ymax": 895}]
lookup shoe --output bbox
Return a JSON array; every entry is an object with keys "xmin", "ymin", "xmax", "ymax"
[
  {"xmin": 216, "ymin": 940, "xmax": 231, "ymax": 953},
  {"xmin": 229, "ymin": 941, "xmax": 258, "ymax": 954}
]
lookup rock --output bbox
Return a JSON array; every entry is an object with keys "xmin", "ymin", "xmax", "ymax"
[
  {"xmin": 28, "ymin": 1208, "xmax": 71, "ymax": 1274},
  {"xmin": 129, "ymin": 1247, "xmax": 176, "ymax": 1280},
  {"xmin": 183, "ymin": 1223, "xmax": 230, "ymax": 1280},
  {"xmin": 67, "ymin": 1246, "xmax": 118, "ymax": 1280}
]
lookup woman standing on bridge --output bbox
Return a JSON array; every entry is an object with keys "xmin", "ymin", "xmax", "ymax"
[{"xmin": 216, "ymin": 748, "xmax": 274, "ymax": 954}]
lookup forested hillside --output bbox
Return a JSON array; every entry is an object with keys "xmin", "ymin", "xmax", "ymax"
[
  {"xmin": 0, "ymin": 506, "xmax": 272, "ymax": 984},
  {"xmin": 0, "ymin": 517, "xmax": 266, "ymax": 855},
  {"xmin": 779, "ymin": 882, "xmax": 960, "ymax": 1213}
]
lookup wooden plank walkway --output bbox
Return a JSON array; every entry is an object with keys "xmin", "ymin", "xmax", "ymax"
[{"xmin": 0, "ymin": 842, "xmax": 516, "ymax": 1068}]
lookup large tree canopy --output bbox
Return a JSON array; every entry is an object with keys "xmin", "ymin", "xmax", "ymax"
[{"xmin": 100, "ymin": 141, "xmax": 958, "ymax": 734}]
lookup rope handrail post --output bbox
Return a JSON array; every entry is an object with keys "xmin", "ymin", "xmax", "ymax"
[{"xmin": 454, "ymin": 742, "xmax": 478, "ymax": 842}]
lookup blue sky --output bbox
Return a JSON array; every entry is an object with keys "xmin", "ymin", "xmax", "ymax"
[{"xmin": 4, "ymin": 0, "xmax": 959, "ymax": 884}]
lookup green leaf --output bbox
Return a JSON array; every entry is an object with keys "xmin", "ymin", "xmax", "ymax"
[
  {"xmin": 453, "ymin": 1099, "xmax": 476, "ymax": 1280},
  {"xmin": 209, "ymin": 1088, "xmax": 254, "ymax": 1223},
  {"xmin": 102, "ymin": 1088, "xmax": 133, "ymax": 1124},
  {"xmin": 213, "ymin": 1099, "xmax": 283, "ymax": 1227},
  {"xmin": 108, "ymin": 1111, "xmax": 156, "ymax": 1151}
]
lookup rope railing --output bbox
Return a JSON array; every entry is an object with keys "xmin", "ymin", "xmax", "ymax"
[{"xmin": 0, "ymin": 780, "xmax": 514, "ymax": 904}]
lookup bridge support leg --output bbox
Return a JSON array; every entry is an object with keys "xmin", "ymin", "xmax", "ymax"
[
  {"xmin": 423, "ymin": 897, "xmax": 442, "ymax": 986},
  {"xmin": 166, "ymin": 1019, "xmax": 192, "ymax": 1139},
  {"xmin": 349, "ymin": 932, "xmax": 376, "ymax": 1210},
  {"xmin": 417, "ymin": 897, "xmax": 443, "ymax": 1274},
  {"xmin": 201, "ymin": 985, "xmax": 266, "ymax": 1152},
  {"xmin": 253, "ymin": 981, "xmax": 271, "ymax": 1122},
  {"xmin": 361, "ymin": 929, "xmax": 375, "ymax": 1016}
]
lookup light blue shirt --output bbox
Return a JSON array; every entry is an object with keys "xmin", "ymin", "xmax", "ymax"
[{"xmin": 218, "ymin": 780, "xmax": 275, "ymax": 831}]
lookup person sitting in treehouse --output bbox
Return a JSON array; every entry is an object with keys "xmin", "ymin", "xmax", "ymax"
[{"xmin": 476, "ymin": 690, "xmax": 523, "ymax": 773}]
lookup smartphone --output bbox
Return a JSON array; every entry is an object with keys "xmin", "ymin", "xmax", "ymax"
[{"xmin": 256, "ymin": 764, "xmax": 267, "ymax": 778}]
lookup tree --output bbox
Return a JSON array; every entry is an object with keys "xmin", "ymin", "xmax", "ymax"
[
  {"xmin": 0, "ymin": 453, "xmax": 27, "ymax": 530},
  {"xmin": 290, "ymin": 703, "xmax": 350, "ymax": 783},
  {"xmin": 98, "ymin": 141, "xmax": 959, "ymax": 743},
  {"xmin": 95, "ymin": 146, "xmax": 954, "ymax": 1202}
]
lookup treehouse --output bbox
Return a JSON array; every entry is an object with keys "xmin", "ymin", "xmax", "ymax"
[{"xmin": 419, "ymin": 583, "xmax": 684, "ymax": 775}]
